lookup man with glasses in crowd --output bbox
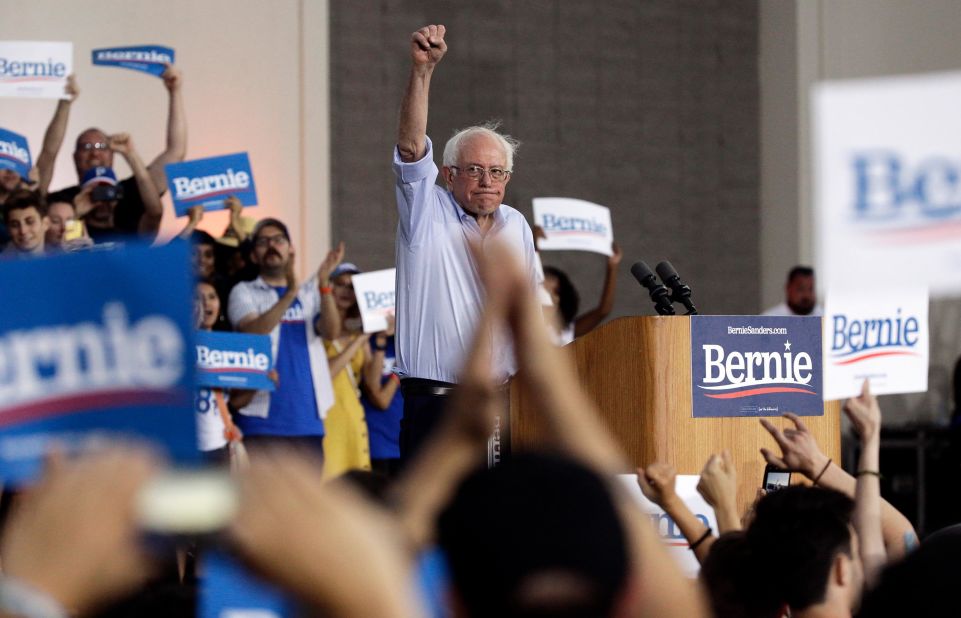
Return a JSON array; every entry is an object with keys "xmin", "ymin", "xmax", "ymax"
[
  {"xmin": 393, "ymin": 24, "xmax": 541, "ymax": 464},
  {"xmin": 227, "ymin": 218, "xmax": 345, "ymax": 459},
  {"xmin": 47, "ymin": 65, "xmax": 187, "ymax": 242}
]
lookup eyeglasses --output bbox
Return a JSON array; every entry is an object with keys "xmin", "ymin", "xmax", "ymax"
[
  {"xmin": 254, "ymin": 234, "xmax": 289, "ymax": 248},
  {"xmin": 450, "ymin": 165, "xmax": 512, "ymax": 183},
  {"xmin": 77, "ymin": 142, "xmax": 109, "ymax": 152}
]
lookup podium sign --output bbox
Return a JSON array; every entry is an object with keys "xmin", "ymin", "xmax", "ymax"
[{"xmin": 691, "ymin": 316, "xmax": 823, "ymax": 418}]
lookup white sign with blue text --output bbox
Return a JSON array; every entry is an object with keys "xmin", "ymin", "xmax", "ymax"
[
  {"xmin": 815, "ymin": 71, "xmax": 961, "ymax": 297},
  {"xmin": 0, "ymin": 243, "xmax": 198, "ymax": 485},
  {"xmin": 350, "ymin": 268, "xmax": 396, "ymax": 334},
  {"xmin": 532, "ymin": 197, "xmax": 614, "ymax": 256},
  {"xmin": 0, "ymin": 41, "xmax": 73, "ymax": 99},
  {"xmin": 195, "ymin": 331, "xmax": 274, "ymax": 391},
  {"xmin": 691, "ymin": 316, "xmax": 823, "ymax": 418},
  {"xmin": 165, "ymin": 152, "xmax": 258, "ymax": 216},
  {"xmin": 823, "ymin": 288, "xmax": 929, "ymax": 400},
  {"xmin": 92, "ymin": 45, "xmax": 174, "ymax": 77},
  {"xmin": 618, "ymin": 474, "xmax": 717, "ymax": 578}
]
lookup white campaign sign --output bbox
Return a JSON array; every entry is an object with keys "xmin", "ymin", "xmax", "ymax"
[
  {"xmin": 532, "ymin": 197, "xmax": 614, "ymax": 256},
  {"xmin": 617, "ymin": 474, "xmax": 717, "ymax": 579},
  {"xmin": 823, "ymin": 288, "xmax": 929, "ymax": 400},
  {"xmin": 814, "ymin": 71, "xmax": 961, "ymax": 297},
  {"xmin": 0, "ymin": 41, "xmax": 73, "ymax": 99},
  {"xmin": 351, "ymin": 268, "xmax": 396, "ymax": 334}
]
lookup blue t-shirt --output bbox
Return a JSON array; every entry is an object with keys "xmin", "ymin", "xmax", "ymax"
[
  {"xmin": 361, "ymin": 337, "xmax": 404, "ymax": 459},
  {"xmin": 236, "ymin": 291, "xmax": 324, "ymax": 437}
]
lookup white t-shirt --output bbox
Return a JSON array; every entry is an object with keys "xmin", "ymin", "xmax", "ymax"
[{"xmin": 195, "ymin": 388, "xmax": 228, "ymax": 452}]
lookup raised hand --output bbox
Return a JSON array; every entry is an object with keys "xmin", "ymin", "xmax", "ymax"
[
  {"xmin": 108, "ymin": 132, "xmax": 135, "ymax": 156},
  {"xmin": 317, "ymin": 241, "xmax": 346, "ymax": 285},
  {"xmin": 161, "ymin": 63, "xmax": 183, "ymax": 93},
  {"xmin": 285, "ymin": 255, "xmax": 299, "ymax": 292},
  {"xmin": 759, "ymin": 412, "xmax": 829, "ymax": 479},
  {"xmin": 696, "ymin": 451, "xmax": 736, "ymax": 510},
  {"xmin": 844, "ymin": 379, "xmax": 881, "ymax": 445},
  {"xmin": 187, "ymin": 204, "xmax": 204, "ymax": 226},
  {"xmin": 608, "ymin": 241, "xmax": 623, "ymax": 268},
  {"xmin": 64, "ymin": 74, "xmax": 79, "ymax": 101},
  {"xmin": 636, "ymin": 462, "xmax": 679, "ymax": 509},
  {"xmin": 410, "ymin": 24, "xmax": 447, "ymax": 68}
]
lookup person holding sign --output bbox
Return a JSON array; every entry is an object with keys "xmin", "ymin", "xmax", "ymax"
[
  {"xmin": 227, "ymin": 219, "xmax": 344, "ymax": 460},
  {"xmin": 394, "ymin": 24, "xmax": 541, "ymax": 463}
]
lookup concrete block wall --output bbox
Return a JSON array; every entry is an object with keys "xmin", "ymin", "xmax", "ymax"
[{"xmin": 329, "ymin": 0, "xmax": 759, "ymax": 319}]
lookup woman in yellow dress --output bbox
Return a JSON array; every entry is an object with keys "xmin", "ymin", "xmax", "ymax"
[{"xmin": 322, "ymin": 262, "xmax": 394, "ymax": 477}]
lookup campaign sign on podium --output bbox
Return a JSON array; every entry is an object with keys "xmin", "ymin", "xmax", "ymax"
[
  {"xmin": 0, "ymin": 242, "xmax": 198, "ymax": 484},
  {"xmin": 691, "ymin": 316, "xmax": 823, "ymax": 418},
  {"xmin": 195, "ymin": 331, "xmax": 274, "ymax": 391},
  {"xmin": 165, "ymin": 152, "xmax": 258, "ymax": 216}
]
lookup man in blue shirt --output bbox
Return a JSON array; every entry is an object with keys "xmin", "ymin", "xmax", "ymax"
[{"xmin": 393, "ymin": 24, "xmax": 541, "ymax": 464}]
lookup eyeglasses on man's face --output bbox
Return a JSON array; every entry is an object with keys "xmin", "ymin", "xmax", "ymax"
[
  {"xmin": 450, "ymin": 165, "xmax": 512, "ymax": 183},
  {"xmin": 254, "ymin": 234, "xmax": 290, "ymax": 248},
  {"xmin": 77, "ymin": 142, "xmax": 110, "ymax": 152}
]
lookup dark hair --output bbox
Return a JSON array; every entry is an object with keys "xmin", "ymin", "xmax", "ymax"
[
  {"xmin": 195, "ymin": 278, "xmax": 230, "ymax": 332},
  {"xmin": 746, "ymin": 486, "xmax": 854, "ymax": 611},
  {"xmin": 787, "ymin": 265, "xmax": 814, "ymax": 284},
  {"xmin": 700, "ymin": 532, "xmax": 782, "ymax": 618},
  {"xmin": 252, "ymin": 218, "xmax": 291, "ymax": 243},
  {"xmin": 543, "ymin": 266, "xmax": 579, "ymax": 327},
  {"xmin": 3, "ymin": 190, "xmax": 47, "ymax": 224},
  {"xmin": 437, "ymin": 453, "xmax": 628, "ymax": 617},
  {"xmin": 190, "ymin": 230, "xmax": 216, "ymax": 247}
]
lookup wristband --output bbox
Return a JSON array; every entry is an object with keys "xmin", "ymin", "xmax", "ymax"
[
  {"xmin": 319, "ymin": 286, "xmax": 333, "ymax": 295},
  {"xmin": 812, "ymin": 458, "xmax": 832, "ymax": 485},
  {"xmin": 856, "ymin": 470, "xmax": 882, "ymax": 479},
  {"xmin": 689, "ymin": 528, "xmax": 713, "ymax": 551},
  {"xmin": 389, "ymin": 373, "xmax": 401, "ymax": 384}
]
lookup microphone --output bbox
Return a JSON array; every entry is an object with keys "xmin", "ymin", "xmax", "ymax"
[
  {"xmin": 655, "ymin": 261, "xmax": 698, "ymax": 315},
  {"xmin": 630, "ymin": 261, "xmax": 676, "ymax": 316}
]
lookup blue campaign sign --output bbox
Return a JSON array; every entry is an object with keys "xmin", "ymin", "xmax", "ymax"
[
  {"xmin": 199, "ymin": 550, "xmax": 296, "ymax": 618},
  {"xmin": 196, "ymin": 331, "xmax": 274, "ymax": 391},
  {"xmin": 690, "ymin": 316, "xmax": 823, "ymax": 418},
  {"xmin": 0, "ymin": 128, "xmax": 32, "ymax": 178},
  {"xmin": 91, "ymin": 45, "xmax": 174, "ymax": 77},
  {"xmin": 165, "ymin": 153, "xmax": 258, "ymax": 216},
  {"xmin": 0, "ymin": 242, "xmax": 199, "ymax": 484}
]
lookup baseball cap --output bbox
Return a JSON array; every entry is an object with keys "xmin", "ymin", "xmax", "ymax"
[
  {"xmin": 81, "ymin": 166, "xmax": 118, "ymax": 188},
  {"xmin": 331, "ymin": 262, "xmax": 361, "ymax": 279}
]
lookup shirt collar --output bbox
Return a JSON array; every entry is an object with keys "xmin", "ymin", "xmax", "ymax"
[{"xmin": 448, "ymin": 190, "xmax": 507, "ymax": 230}]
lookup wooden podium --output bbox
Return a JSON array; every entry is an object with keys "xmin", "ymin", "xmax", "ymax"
[{"xmin": 509, "ymin": 316, "xmax": 841, "ymax": 511}]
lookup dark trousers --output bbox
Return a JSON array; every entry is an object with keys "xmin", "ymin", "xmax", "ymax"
[{"xmin": 399, "ymin": 378, "xmax": 455, "ymax": 468}]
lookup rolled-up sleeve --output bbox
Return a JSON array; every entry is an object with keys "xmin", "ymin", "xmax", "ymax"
[
  {"xmin": 393, "ymin": 136, "xmax": 440, "ymax": 243},
  {"xmin": 228, "ymin": 283, "xmax": 258, "ymax": 327}
]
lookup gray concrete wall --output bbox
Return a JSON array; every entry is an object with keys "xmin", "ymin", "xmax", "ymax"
[{"xmin": 329, "ymin": 0, "xmax": 760, "ymax": 319}]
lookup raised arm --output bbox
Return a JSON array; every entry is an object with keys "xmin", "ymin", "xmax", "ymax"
[
  {"xmin": 573, "ymin": 241, "xmax": 622, "ymax": 337},
  {"xmin": 638, "ymin": 462, "xmax": 716, "ymax": 564},
  {"xmin": 397, "ymin": 25, "xmax": 446, "ymax": 162},
  {"xmin": 326, "ymin": 334, "xmax": 369, "ymax": 379},
  {"xmin": 34, "ymin": 75, "xmax": 79, "ymax": 196},
  {"xmin": 108, "ymin": 133, "xmax": 163, "ymax": 236},
  {"xmin": 760, "ymin": 412, "xmax": 917, "ymax": 559},
  {"xmin": 844, "ymin": 381, "xmax": 886, "ymax": 586},
  {"xmin": 146, "ymin": 64, "xmax": 187, "ymax": 193},
  {"xmin": 236, "ymin": 261, "xmax": 299, "ymax": 334},
  {"xmin": 315, "ymin": 242, "xmax": 345, "ymax": 340},
  {"xmin": 696, "ymin": 450, "xmax": 742, "ymax": 534},
  {"xmin": 362, "ymin": 320, "xmax": 400, "ymax": 410}
]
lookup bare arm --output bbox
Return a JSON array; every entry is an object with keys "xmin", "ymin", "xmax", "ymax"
[
  {"xmin": 360, "ymin": 331, "xmax": 400, "ymax": 410},
  {"xmin": 34, "ymin": 75, "xmax": 79, "ymax": 196},
  {"xmin": 844, "ymin": 382, "xmax": 886, "ymax": 586},
  {"xmin": 326, "ymin": 334, "xmax": 369, "ymax": 380},
  {"xmin": 109, "ymin": 134, "xmax": 163, "ymax": 236},
  {"xmin": 147, "ymin": 64, "xmax": 186, "ymax": 193},
  {"xmin": 638, "ymin": 463, "xmax": 715, "ymax": 564},
  {"xmin": 237, "ymin": 262, "xmax": 299, "ymax": 335},
  {"xmin": 397, "ymin": 25, "xmax": 446, "ymax": 162},
  {"xmin": 760, "ymin": 413, "xmax": 917, "ymax": 559},
  {"xmin": 177, "ymin": 205, "xmax": 203, "ymax": 239},
  {"xmin": 314, "ymin": 242, "xmax": 345, "ymax": 340},
  {"xmin": 696, "ymin": 450, "xmax": 742, "ymax": 534},
  {"xmin": 573, "ymin": 242, "xmax": 622, "ymax": 337}
]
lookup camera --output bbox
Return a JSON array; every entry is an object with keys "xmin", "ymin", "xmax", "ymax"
[{"xmin": 91, "ymin": 183, "xmax": 124, "ymax": 203}]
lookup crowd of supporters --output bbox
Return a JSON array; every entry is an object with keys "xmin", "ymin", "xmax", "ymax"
[{"xmin": 0, "ymin": 25, "xmax": 956, "ymax": 618}]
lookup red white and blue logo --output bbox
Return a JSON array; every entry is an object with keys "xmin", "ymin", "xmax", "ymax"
[
  {"xmin": 829, "ymin": 309, "xmax": 921, "ymax": 366},
  {"xmin": 195, "ymin": 330, "xmax": 274, "ymax": 391},
  {"xmin": 691, "ymin": 316, "xmax": 823, "ymax": 418},
  {"xmin": 0, "ymin": 128, "xmax": 31, "ymax": 178},
  {"xmin": 165, "ymin": 152, "xmax": 258, "ymax": 216}
]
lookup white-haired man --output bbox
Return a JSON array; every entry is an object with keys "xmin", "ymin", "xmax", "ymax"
[{"xmin": 393, "ymin": 24, "xmax": 541, "ymax": 464}]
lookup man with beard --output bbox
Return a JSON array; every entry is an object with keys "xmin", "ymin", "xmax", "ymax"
[
  {"xmin": 227, "ymin": 218, "xmax": 345, "ymax": 459},
  {"xmin": 763, "ymin": 266, "xmax": 821, "ymax": 316}
]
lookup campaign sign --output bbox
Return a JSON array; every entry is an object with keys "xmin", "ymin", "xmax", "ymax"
[
  {"xmin": 0, "ymin": 242, "xmax": 198, "ymax": 484},
  {"xmin": 823, "ymin": 288, "xmax": 929, "ymax": 400},
  {"xmin": 691, "ymin": 316, "xmax": 823, "ymax": 418},
  {"xmin": 532, "ymin": 197, "xmax": 614, "ymax": 256},
  {"xmin": 0, "ymin": 41, "xmax": 73, "ymax": 99},
  {"xmin": 0, "ymin": 128, "xmax": 31, "ymax": 178},
  {"xmin": 195, "ymin": 331, "xmax": 274, "ymax": 391},
  {"xmin": 199, "ymin": 550, "xmax": 296, "ymax": 618},
  {"xmin": 814, "ymin": 71, "xmax": 961, "ymax": 297},
  {"xmin": 351, "ymin": 268, "xmax": 396, "ymax": 333},
  {"xmin": 617, "ymin": 475, "xmax": 717, "ymax": 578},
  {"xmin": 92, "ymin": 45, "xmax": 174, "ymax": 77},
  {"xmin": 165, "ymin": 153, "xmax": 258, "ymax": 216}
]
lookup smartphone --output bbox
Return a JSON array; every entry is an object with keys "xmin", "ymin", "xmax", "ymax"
[
  {"xmin": 136, "ymin": 470, "xmax": 238, "ymax": 536},
  {"xmin": 63, "ymin": 218, "xmax": 85, "ymax": 241},
  {"xmin": 762, "ymin": 465, "xmax": 791, "ymax": 493}
]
